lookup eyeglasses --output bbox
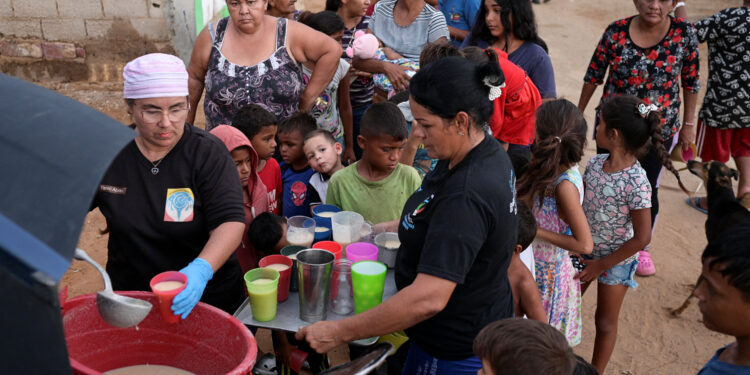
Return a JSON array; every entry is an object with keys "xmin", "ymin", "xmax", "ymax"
[{"xmin": 137, "ymin": 105, "xmax": 189, "ymax": 124}]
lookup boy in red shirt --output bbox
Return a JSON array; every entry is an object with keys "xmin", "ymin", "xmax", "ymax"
[{"xmin": 232, "ymin": 104, "xmax": 282, "ymax": 215}]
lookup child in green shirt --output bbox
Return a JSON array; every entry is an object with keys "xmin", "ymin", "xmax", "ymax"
[{"xmin": 326, "ymin": 102, "xmax": 422, "ymax": 224}]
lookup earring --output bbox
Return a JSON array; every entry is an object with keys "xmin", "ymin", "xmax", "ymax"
[{"xmin": 458, "ymin": 131, "xmax": 465, "ymax": 136}]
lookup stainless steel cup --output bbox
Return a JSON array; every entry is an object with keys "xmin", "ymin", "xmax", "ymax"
[{"xmin": 296, "ymin": 249, "xmax": 335, "ymax": 322}]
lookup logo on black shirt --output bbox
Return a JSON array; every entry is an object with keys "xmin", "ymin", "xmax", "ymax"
[
  {"xmin": 402, "ymin": 192, "xmax": 434, "ymax": 231},
  {"xmin": 99, "ymin": 185, "xmax": 127, "ymax": 195}
]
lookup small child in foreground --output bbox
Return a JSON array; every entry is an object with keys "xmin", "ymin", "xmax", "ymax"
[
  {"xmin": 473, "ymin": 318, "xmax": 576, "ymax": 375},
  {"xmin": 303, "ymin": 129, "xmax": 345, "ymax": 205},
  {"xmin": 247, "ymin": 212, "xmax": 289, "ymax": 255},
  {"xmin": 695, "ymin": 227, "xmax": 750, "ymax": 374},
  {"xmin": 509, "ymin": 202, "xmax": 547, "ymax": 322}
]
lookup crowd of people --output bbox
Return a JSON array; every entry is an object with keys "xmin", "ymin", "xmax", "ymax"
[{"xmin": 90, "ymin": 0, "xmax": 750, "ymax": 374}]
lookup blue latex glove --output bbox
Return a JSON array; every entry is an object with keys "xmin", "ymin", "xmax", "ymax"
[{"xmin": 172, "ymin": 258, "xmax": 213, "ymax": 319}]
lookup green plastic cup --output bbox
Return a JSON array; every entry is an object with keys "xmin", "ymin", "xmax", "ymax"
[
  {"xmin": 351, "ymin": 261, "xmax": 387, "ymax": 314},
  {"xmin": 244, "ymin": 268, "xmax": 280, "ymax": 322}
]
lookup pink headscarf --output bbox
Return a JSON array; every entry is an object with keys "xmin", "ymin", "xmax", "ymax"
[{"xmin": 123, "ymin": 53, "xmax": 188, "ymax": 99}]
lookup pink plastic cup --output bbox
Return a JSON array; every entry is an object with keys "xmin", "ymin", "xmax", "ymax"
[
  {"xmin": 286, "ymin": 349, "xmax": 309, "ymax": 372},
  {"xmin": 313, "ymin": 240, "xmax": 343, "ymax": 260},
  {"xmin": 346, "ymin": 242, "xmax": 379, "ymax": 263},
  {"xmin": 149, "ymin": 271, "xmax": 187, "ymax": 323},
  {"xmin": 259, "ymin": 254, "xmax": 294, "ymax": 302}
]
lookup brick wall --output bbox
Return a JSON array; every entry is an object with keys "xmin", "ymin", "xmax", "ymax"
[{"xmin": 0, "ymin": 0, "xmax": 174, "ymax": 82}]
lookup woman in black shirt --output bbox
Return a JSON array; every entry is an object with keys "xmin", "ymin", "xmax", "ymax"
[{"xmin": 297, "ymin": 56, "xmax": 517, "ymax": 374}]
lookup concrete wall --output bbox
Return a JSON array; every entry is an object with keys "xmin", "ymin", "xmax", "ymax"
[
  {"xmin": 0, "ymin": 0, "xmax": 323, "ymax": 82},
  {"xmin": 0, "ymin": 0, "xmax": 179, "ymax": 82}
]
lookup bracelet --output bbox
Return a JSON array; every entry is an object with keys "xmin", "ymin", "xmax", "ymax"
[
  {"xmin": 674, "ymin": 1, "xmax": 685, "ymax": 9},
  {"xmin": 683, "ymin": 121, "xmax": 695, "ymax": 126}
]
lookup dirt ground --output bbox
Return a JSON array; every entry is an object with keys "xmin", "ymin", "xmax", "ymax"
[{"xmin": 55, "ymin": 1, "xmax": 740, "ymax": 374}]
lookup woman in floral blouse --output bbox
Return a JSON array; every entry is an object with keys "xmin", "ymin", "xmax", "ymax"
[{"xmin": 577, "ymin": 0, "xmax": 700, "ymax": 276}]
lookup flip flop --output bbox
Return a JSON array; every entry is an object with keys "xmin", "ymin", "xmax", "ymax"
[{"xmin": 686, "ymin": 197, "xmax": 708, "ymax": 214}]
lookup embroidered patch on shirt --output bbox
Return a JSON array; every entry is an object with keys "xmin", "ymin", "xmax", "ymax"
[
  {"xmin": 164, "ymin": 188, "xmax": 194, "ymax": 222},
  {"xmin": 99, "ymin": 185, "xmax": 127, "ymax": 195}
]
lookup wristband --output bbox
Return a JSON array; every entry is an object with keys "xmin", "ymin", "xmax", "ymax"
[{"xmin": 683, "ymin": 121, "xmax": 695, "ymax": 127}]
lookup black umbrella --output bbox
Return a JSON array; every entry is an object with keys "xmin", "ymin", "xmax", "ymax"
[{"xmin": 0, "ymin": 73, "xmax": 134, "ymax": 373}]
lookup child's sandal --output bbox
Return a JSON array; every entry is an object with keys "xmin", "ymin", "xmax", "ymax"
[{"xmin": 636, "ymin": 251, "xmax": 655, "ymax": 276}]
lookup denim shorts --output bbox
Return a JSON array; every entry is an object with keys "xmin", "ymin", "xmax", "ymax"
[{"xmin": 599, "ymin": 260, "xmax": 639, "ymax": 288}]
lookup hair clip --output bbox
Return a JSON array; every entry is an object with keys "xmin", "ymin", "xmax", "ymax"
[
  {"xmin": 553, "ymin": 136, "xmax": 562, "ymax": 143},
  {"xmin": 483, "ymin": 77, "xmax": 506, "ymax": 101},
  {"xmin": 637, "ymin": 103, "xmax": 659, "ymax": 118}
]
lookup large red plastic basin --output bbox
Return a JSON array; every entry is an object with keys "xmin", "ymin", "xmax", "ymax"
[{"xmin": 62, "ymin": 291, "xmax": 256, "ymax": 374}]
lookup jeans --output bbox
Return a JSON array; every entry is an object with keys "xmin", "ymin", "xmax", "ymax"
[{"xmin": 401, "ymin": 343, "xmax": 482, "ymax": 375}]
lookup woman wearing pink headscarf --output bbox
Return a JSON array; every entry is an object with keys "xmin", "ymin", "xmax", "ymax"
[{"xmin": 92, "ymin": 53, "xmax": 247, "ymax": 319}]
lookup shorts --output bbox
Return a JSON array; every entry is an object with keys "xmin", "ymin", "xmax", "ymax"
[
  {"xmin": 600, "ymin": 261, "xmax": 639, "ymax": 288},
  {"xmin": 582, "ymin": 255, "xmax": 639, "ymax": 288},
  {"xmin": 696, "ymin": 119, "xmax": 750, "ymax": 163}
]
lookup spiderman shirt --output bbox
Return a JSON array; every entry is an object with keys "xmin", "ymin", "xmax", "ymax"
[{"xmin": 280, "ymin": 161, "xmax": 315, "ymax": 218}]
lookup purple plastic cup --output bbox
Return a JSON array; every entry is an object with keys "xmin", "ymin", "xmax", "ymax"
[{"xmin": 345, "ymin": 242, "xmax": 379, "ymax": 263}]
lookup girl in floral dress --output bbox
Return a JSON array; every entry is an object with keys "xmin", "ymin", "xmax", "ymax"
[{"xmin": 517, "ymin": 99, "xmax": 593, "ymax": 346}]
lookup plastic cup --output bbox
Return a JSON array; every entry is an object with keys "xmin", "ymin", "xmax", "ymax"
[
  {"xmin": 331, "ymin": 211, "xmax": 364, "ymax": 249},
  {"xmin": 259, "ymin": 254, "xmax": 293, "ymax": 302},
  {"xmin": 360, "ymin": 221, "xmax": 374, "ymax": 243},
  {"xmin": 149, "ymin": 271, "xmax": 187, "ymax": 324},
  {"xmin": 346, "ymin": 242, "xmax": 379, "ymax": 264},
  {"xmin": 313, "ymin": 240, "xmax": 343, "ymax": 260},
  {"xmin": 281, "ymin": 245, "xmax": 306, "ymax": 292},
  {"xmin": 287, "ymin": 216, "xmax": 316, "ymax": 248},
  {"xmin": 244, "ymin": 268, "xmax": 280, "ymax": 322},
  {"xmin": 286, "ymin": 349, "xmax": 309, "ymax": 372},
  {"xmin": 682, "ymin": 143, "xmax": 696, "ymax": 161},
  {"xmin": 351, "ymin": 261, "xmax": 387, "ymax": 314},
  {"xmin": 312, "ymin": 204, "xmax": 341, "ymax": 228},
  {"xmin": 313, "ymin": 216, "xmax": 332, "ymax": 241},
  {"xmin": 374, "ymin": 232, "xmax": 400, "ymax": 268}
]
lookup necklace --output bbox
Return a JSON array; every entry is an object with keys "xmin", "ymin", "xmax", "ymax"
[{"xmin": 150, "ymin": 158, "xmax": 164, "ymax": 175}]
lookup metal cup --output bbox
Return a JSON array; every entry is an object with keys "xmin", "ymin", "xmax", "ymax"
[{"xmin": 296, "ymin": 249, "xmax": 335, "ymax": 322}]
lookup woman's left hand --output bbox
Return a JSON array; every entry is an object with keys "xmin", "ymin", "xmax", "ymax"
[
  {"xmin": 679, "ymin": 124, "xmax": 696, "ymax": 148},
  {"xmin": 574, "ymin": 258, "xmax": 607, "ymax": 284},
  {"xmin": 295, "ymin": 320, "xmax": 344, "ymax": 353},
  {"xmin": 299, "ymin": 93, "xmax": 315, "ymax": 113}
]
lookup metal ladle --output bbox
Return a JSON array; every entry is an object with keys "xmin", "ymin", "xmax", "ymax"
[{"xmin": 74, "ymin": 248, "xmax": 152, "ymax": 328}]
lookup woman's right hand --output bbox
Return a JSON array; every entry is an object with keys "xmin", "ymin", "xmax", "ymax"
[{"xmin": 383, "ymin": 62, "xmax": 412, "ymax": 92}]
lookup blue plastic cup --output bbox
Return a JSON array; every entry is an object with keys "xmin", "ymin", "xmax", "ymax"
[
  {"xmin": 313, "ymin": 216, "xmax": 332, "ymax": 241},
  {"xmin": 312, "ymin": 204, "xmax": 341, "ymax": 229}
]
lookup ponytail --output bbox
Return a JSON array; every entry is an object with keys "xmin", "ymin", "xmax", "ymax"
[
  {"xmin": 410, "ymin": 56, "xmax": 503, "ymax": 130},
  {"xmin": 648, "ymin": 115, "xmax": 690, "ymax": 195},
  {"xmin": 517, "ymin": 99, "xmax": 587, "ymax": 204}
]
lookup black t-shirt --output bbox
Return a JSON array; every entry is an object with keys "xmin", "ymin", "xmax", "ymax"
[
  {"xmin": 93, "ymin": 124, "xmax": 246, "ymax": 311},
  {"xmin": 395, "ymin": 135, "xmax": 517, "ymax": 360}
]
